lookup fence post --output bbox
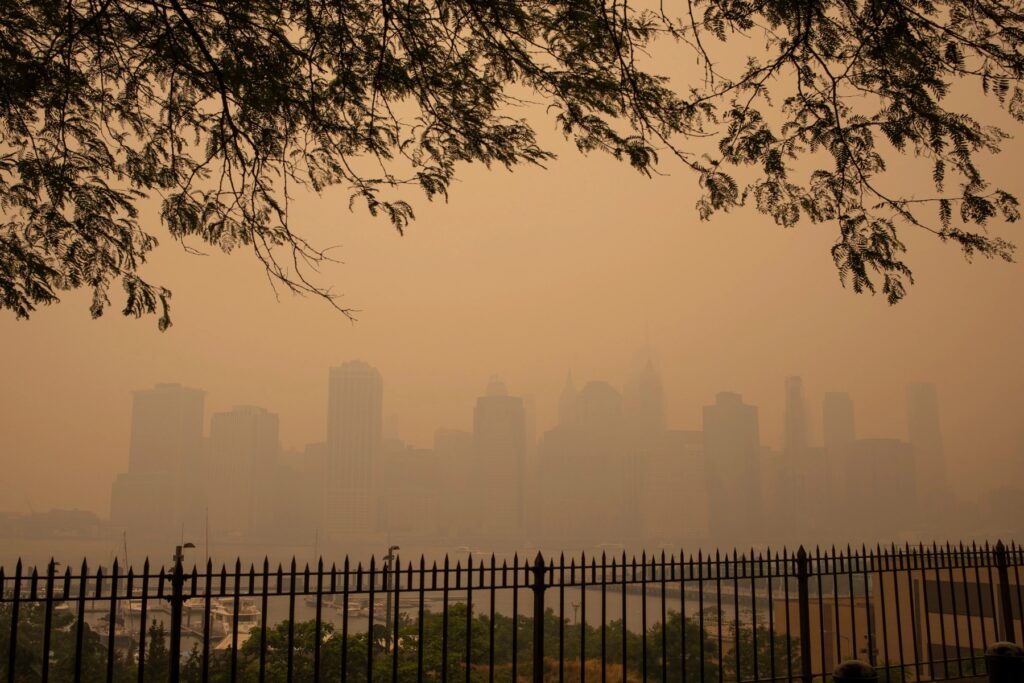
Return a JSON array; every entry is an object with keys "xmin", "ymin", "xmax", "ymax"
[
  {"xmin": 796, "ymin": 546, "xmax": 813, "ymax": 683},
  {"xmin": 169, "ymin": 557, "xmax": 184, "ymax": 682},
  {"xmin": 8, "ymin": 560, "xmax": 22, "ymax": 683},
  {"xmin": 995, "ymin": 541, "xmax": 1016, "ymax": 643},
  {"xmin": 532, "ymin": 552, "xmax": 546, "ymax": 683}
]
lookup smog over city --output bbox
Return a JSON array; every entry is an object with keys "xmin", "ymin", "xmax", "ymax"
[
  {"xmin": 3, "ymin": 126, "xmax": 1023, "ymax": 568},
  {"xmin": 3, "ymin": 2, "xmax": 1024, "ymax": 680}
]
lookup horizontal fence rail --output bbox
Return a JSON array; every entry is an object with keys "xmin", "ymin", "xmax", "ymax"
[{"xmin": 2, "ymin": 541, "xmax": 1022, "ymax": 682}]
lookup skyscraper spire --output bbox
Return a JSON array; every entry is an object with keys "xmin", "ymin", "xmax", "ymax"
[{"xmin": 624, "ymin": 356, "xmax": 666, "ymax": 447}]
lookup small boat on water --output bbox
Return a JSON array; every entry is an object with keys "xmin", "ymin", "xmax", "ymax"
[
  {"xmin": 302, "ymin": 595, "xmax": 383, "ymax": 616},
  {"xmin": 302, "ymin": 593, "xmax": 441, "ymax": 614},
  {"xmin": 174, "ymin": 597, "xmax": 263, "ymax": 641},
  {"xmin": 209, "ymin": 597, "xmax": 262, "ymax": 637}
]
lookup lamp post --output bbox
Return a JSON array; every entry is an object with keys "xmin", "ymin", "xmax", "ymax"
[
  {"xmin": 173, "ymin": 543, "xmax": 195, "ymax": 565},
  {"xmin": 169, "ymin": 542, "xmax": 194, "ymax": 681},
  {"xmin": 384, "ymin": 545, "xmax": 400, "ymax": 652}
]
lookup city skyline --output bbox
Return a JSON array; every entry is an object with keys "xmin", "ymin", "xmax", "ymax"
[
  {"xmin": 88, "ymin": 358, "xmax": 993, "ymax": 553},
  {"xmin": 3, "ymin": 351, "xmax": 1010, "ymax": 520},
  {"xmin": 7, "ymin": 332, "xmax": 1020, "ymax": 539},
  {"xmin": 2, "ymin": 3, "xmax": 1024, "ymax": 678},
  {"xmin": 100, "ymin": 361, "xmax": 968, "ymax": 463},
  {"xmin": 3, "ymin": 110, "xmax": 1023, "ymax": 522}
]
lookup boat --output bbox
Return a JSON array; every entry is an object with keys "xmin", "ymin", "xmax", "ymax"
[{"xmin": 209, "ymin": 597, "xmax": 262, "ymax": 637}]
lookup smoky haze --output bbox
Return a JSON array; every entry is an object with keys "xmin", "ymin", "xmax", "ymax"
[{"xmin": 1, "ymin": 109, "xmax": 1023, "ymax": 568}]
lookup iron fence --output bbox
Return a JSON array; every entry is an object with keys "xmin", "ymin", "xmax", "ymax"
[{"xmin": 2, "ymin": 540, "xmax": 1023, "ymax": 682}]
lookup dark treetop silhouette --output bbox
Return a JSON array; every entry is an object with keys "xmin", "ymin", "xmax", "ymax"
[{"xmin": 1, "ymin": 0, "xmax": 1021, "ymax": 327}]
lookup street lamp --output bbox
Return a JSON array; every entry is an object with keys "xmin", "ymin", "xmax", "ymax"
[
  {"xmin": 173, "ymin": 542, "xmax": 195, "ymax": 565},
  {"xmin": 169, "ymin": 542, "xmax": 194, "ymax": 681},
  {"xmin": 384, "ymin": 545, "xmax": 400, "ymax": 652}
]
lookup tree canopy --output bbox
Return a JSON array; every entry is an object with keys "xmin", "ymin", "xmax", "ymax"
[{"xmin": 1, "ymin": 0, "xmax": 1021, "ymax": 327}]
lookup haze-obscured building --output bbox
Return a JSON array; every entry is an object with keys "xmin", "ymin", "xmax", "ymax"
[
  {"xmin": 325, "ymin": 361, "xmax": 382, "ymax": 540},
  {"xmin": 207, "ymin": 405, "xmax": 280, "ymax": 539},
  {"xmin": 822, "ymin": 392, "xmax": 856, "ymax": 455},
  {"xmin": 377, "ymin": 441, "xmax": 443, "ymax": 538},
  {"xmin": 433, "ymin": 428, "xmax": 474, "ymax": 538},
  {"xmin": 907, "ymin": 382, "xmax": 947, "ymax": 521},
  {"xmin": 703, "ymin": 392, "xmax": 761, "ymax": 545},
  {"xmin": 843, "ymin": 438, "xmax": 917, "ymax": 540},
  {"xmin": 472, "ymin": 378, "xmax": 526, "ymax": 539},
  {"xmin": 110, "ymin": 383, "xmax": 205, "ymax": 537},
  {"xmin": 538, "ymin": 379, "xmax": 630, "ymax": 545}
]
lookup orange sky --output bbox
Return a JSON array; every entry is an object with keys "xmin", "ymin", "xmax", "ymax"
[{"xmin": 1, "ymin": 53, "xmax": 1023, "ymax": 516}]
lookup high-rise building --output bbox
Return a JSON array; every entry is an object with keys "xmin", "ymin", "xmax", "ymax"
[
  {"xmin": 702, "ymin": 392, "xmax": 761, "ymax": 543},
  {"xmin": 473, "ymin": 377, "xmax": 526, "ymax": 536},
  {"xmin": 111, "ymin": 383, "xmax": 205, "ymax": 536},
  {"xmin": 781, "ymin": 376, "xmax": 837, "ymax": 538},
  {"xmin": 557, "ymin": 371, "xmax": 577, "ymax": 427},
  {"xmin": 783, "ymin": 376, "xmax": 808, "ymax": 454},
  {"xmin": 325, "ymin": 361, "xmax": 383, "ymax": 539},
  {"xmin": 378, "ymin": 441, "xmax": 443, "ymax": 537},
  {"xmin": 126, "ymin": 383, "xmax": 205, "ymax": 475},
  {"xmin": 624, "ymin": 359, "xmax": 666, "ymax": 451},
  {"xmin": 822, "ymin": 392, "xmax": 856, "ymax": 454},
  {"xmin": 575, "ymin": 381, "xmax": 624, "ymax": 443},
  {"xmin": 434, "ymin": 428, "xmax": 473, "ymax": 536},
  {"xmin": 537, "ymin": 379, "xmax": 628, "ymax": 545},
  {"xmin": 843, "ymin": 438, "xmax": 917, "ymax": 539},
  {"xmin": 208, "ymin": 405, "xmax": 280, "ymax": 538},
  {"xmin": 906, "ymin": 382, "xmax": 947, "ymax": 514},
  {"xmin": 639, "ymin": 430, "xmax": 709, "ymax": 544}
]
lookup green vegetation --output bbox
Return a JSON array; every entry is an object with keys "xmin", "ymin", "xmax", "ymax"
[
  {"xmin": 2, "ymin": 603, "xmax": 799, "ymax": 682},
  {"xmin": 0, "ymin": 603, "xmax": 164, "ymax": 681}
]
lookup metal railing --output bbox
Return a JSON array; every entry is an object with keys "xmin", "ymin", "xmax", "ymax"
[{"xmin": 2, "ymin": 540, "xmax": 1023, "ymax": 681}]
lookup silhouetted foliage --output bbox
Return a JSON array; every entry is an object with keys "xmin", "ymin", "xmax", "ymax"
[
  {"xmin": 1, "ymin": 603, "xmax": 802, "ymax": 682},
  {"xmin": 184, "ymin": 605, "xmax": 799, "ymax": 682},
  {"xmin": 0, "ymin": 605, "xmax": 173, "ymax": 682},
  {"xmin": 2, "ymin": 1, "xmax": 1021, "ymax": 324}
]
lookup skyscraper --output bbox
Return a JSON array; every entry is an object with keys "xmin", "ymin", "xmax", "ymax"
[
  {"xmin": 558, "ymin": 371, "xmax": 577, "ymax": 427},
  {"xmin": 126, "ymin": 383, "xmax": 205, "ymax": 475},
  {"xmin": 703, "ymin": 392, "xmax": 761, "ymax": 543},
  {"xmin": 575, "ymin": 380, "xmax": 625, "ymax": 443},
  {"xmin": 783, "ymin": 376, "xmax": 808, "ymax": 454},
  {"xmin": 623, "ymin": 359, "xmax": 666, "ymax": 451},
  {"xmin": 473, "ymin": 377, "xmax": 526, "ymax": 535},
  {"xmin": 907, "ymin": 382, "xmax": 947, "ymax": 515},
  {"xmin": 325, "ymin": 361, "xmax": 383, "ymax": 539},
  {"xmin": 208, "ymin": 405, "xmax": 280, "ymax": 537},
  {"xmin": 777, "ymin": 376, "xmax": 811, "ymax": 535},
  {"xmin": 822, "ymin": 392, "xmax": 856, "ymax": 454},
  {"xmin": 537, "ymin": 379, "xmax": 628, "ymax": 545},
  {"xmin": 818, "ymin": 391, "xmax": 856, "ymax": 529},
  {"xmin": 111, "ymin": 383, "xmax": 205, "ymax": 536},
  {"xmin": 844, "ymin": 438, "xmax": 917, "ymax": 539}
]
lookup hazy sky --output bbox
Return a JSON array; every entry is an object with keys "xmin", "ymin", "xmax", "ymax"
[{"xmin": 2, "ymin": 80, "xmax": 1023, "ymax": 517}]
